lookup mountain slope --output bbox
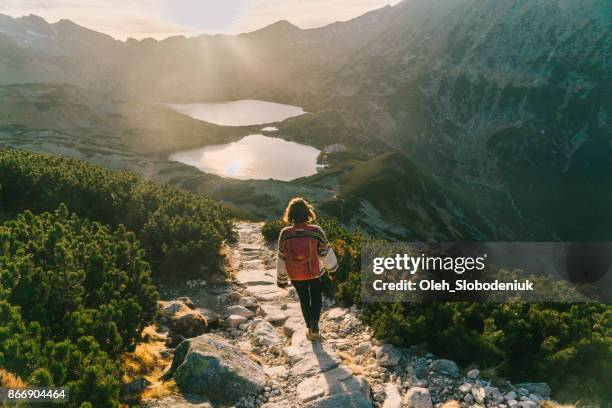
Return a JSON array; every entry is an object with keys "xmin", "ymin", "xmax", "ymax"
[{"xmin": 1, "ymin": 0, "xmax": 609, "ymax": 240}]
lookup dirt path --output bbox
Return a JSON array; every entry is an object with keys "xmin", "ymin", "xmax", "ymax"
[{"xmin": 230, "ymin": 222, "xmax": 372, "ymax": 408}]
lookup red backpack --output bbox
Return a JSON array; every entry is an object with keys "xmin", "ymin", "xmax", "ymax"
[{"xmin": 282, "ymin": 226, "xmax": 321, "ymax": 281}]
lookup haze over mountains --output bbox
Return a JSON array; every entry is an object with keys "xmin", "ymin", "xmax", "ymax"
[{"xmin": 1, "ymin": 0, "xmax": 610, "ymax": 240}]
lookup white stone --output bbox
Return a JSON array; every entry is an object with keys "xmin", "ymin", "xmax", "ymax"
[
  {"xmin": 226, "ymin": 314, "xmax": 248, "ymax": 328},
  {"xmin": 296, "ymin": 366, "xmax": 369, "ymax": 403},
  {"xmin": 458, "ymin": 383, "xmax": 472, "ymax": 394},
  {"xmin": 472, "ymin": 383, "xmax": 486, "ymax": 404},
  {"xmin": 381, "ymin": 383, "xmax": 402, "ymax": 408},
  {"xmin": 253, "ymin": 321, "xmax": 281, "ymax": 347},
  {"xmin": 227, "ymin": 304, "xmax": 255, "ymax": 318},
  {"xmin": 403, "ymin": 387, "xmax": 433, "ymax": 408}
]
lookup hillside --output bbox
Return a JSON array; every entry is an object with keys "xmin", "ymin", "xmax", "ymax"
[
  {"xmin": 0, "ymin": 148, "xmax": 234, "ymax": 279},
  {"xmin": 1, "ymin": 0, "xmax": 609, "ymax": 241}
]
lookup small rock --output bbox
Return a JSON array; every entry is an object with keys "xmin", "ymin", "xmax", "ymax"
[
  {"xmin": 486, "ymin": 386, "xmax": 504, "ymax": 403},
  {"xmin": 175, "ymin": 297, "xmax": 195, "ymax": 309},
  {"xmin": 353, "ymin": 341, "xmax": 371, "ymax": 356},
  {"xmin": 458, "ymin": 383, "xmax": 472, "ymax": 394},
  {"xmin": 375, "ymin": 344, "xmax": 401, "ymax": 367},
  {"xmin": 253, "ymin": 321, "xmax": 281, "ymax": 347},
  {"xmin": 516, "ymin": 383, "xmax": 551, "ymax": 398},
  {"xmin": 227, "ymin": 305, "xmax": 255, "ymax": 318},
  {"xmin": 239, "ymin": 296, "xmax": 259, "ymax": 310},
  {"xmin": 471, "ymin": 383, "xmax": 485, "ymax": 404},
  {"xmin": 529, "ymin": 393, "xmax": 541, "ymax": 402},
  {"xmin": 463, "ymin": 394, "xmax": 475, "ymax": 405},
  {"xmin": 226, "ymin": 314, "xmax": 248, "ymax": 328},
  {"xmin": 466, "ymin": 368, "xmax": 480, "ymax": 379},
  {"xmin": 403, "ymin": 387, "xmax": 433, "ymax": 408},
  {"xmin": 505, "ymin": 391, "xmax": 518, "ymax": 401},
  {"xmin": 121, "ymin": 377, "xmax": 151, "ymax": 396},
  {"xmin": 431, "ymin": 359, "xmax": 459, "ymax": 378}
]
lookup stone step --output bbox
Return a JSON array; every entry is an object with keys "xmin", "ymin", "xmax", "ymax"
[{"xmin": 296, "ymin": 366, "xmax": 370, "ymax": 405}]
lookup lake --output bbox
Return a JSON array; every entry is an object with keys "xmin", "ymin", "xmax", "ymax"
[
  {"xmin": 165, "ymin": 99, "xmax": 305, "ymax": 126},
  {"xmin": 169, "ymin": 134, "xmax": 320, "ymax": 181},
  {"xmin": 167, "ymin": 99, "xmax": 319, "ymax": 181}
]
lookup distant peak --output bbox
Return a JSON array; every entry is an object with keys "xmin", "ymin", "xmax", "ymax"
[
  {"xmin": 253, "ymin": 19, "xmax": 300, "ymax": 34},
  {"xmin": 269, "ymin": 20, "xmax": 298, "ymax": 29}
]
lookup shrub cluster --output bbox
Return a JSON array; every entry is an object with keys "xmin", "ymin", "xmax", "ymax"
[
  {"xmin": 0, "ymin": 149, "xmax": 234, "ymax": 279},
  {"xmin": 263, "ymin": 218, "xmax": 611, "ymax": 405},
  {"xmin": 0, "ymin": 206, "xmax": 158, "ymax": 407}
]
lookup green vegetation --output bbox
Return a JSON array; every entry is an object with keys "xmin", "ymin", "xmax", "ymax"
[
  {"xmin": 0, "ymin": 148, "xmax": 238, "ymax": 406},
  {"xmin": 263, "ymin": 218, "xmax": 612, "ymax": 405},
  {"xmin": 0, "ymin": 206, "xmax": 158, "ymax": 407},
  {"xmin": 0, "ymin": 149, "xmax": 234, "ymax": 280}
]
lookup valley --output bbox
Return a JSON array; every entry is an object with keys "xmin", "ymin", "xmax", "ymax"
[{"xmin": 1, "ymin": 0, "xmax": 609, "ymax": 241}]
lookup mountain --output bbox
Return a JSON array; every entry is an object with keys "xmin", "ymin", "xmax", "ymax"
[{"xmin": 0, "ymin": 0, "xmax": 610, "ymax": 240}]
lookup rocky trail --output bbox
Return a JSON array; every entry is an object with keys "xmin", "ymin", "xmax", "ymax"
[{"xmin": 140, "ymin": 222, "xmax": 556, "ymax": 408}]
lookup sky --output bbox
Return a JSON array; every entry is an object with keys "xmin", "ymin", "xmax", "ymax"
[{"xmin": 0, "ymin": 0, "xmax": 400, "ymax": 40}]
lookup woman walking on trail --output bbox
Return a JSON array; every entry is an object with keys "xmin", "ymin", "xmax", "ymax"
[{"xmin": 276, "ymin": 197, "xmax": 338, "ymax": 341}]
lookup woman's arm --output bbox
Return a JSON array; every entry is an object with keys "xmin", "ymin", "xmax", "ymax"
[
  {"xmin": 277, "ymin": 230, "xmax": 289, "ymax": 287},
  {"xmin": 317, "ymin": 227, "xmax": 338, "ymax": 274}
]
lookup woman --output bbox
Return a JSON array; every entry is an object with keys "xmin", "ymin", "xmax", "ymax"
[{"xmin": 276, "ymin": 197, "xmax": 338, "ymax": 340}]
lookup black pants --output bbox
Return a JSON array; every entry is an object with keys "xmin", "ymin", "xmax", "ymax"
[{"xmin": 293, "ymin": 278, "xmax": 322, "ymax": 332}]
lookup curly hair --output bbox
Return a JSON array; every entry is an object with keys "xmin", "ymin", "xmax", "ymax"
[{"xmin": 283, "ymin": 197, "xmax": 317, "ymax": 224}]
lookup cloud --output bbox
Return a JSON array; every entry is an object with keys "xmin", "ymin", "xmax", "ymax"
[{"xmin": 0, "ymin": 0, "xmax": 400, "ymax": 39}]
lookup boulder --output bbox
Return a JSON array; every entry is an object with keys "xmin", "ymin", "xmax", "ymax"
[
  {"xmin": 516, "ymin": 383, "xmax": 551, "ymax": 398},
  {"xmin": 166, "ymin": 334, "xmax": 265, "ymax": 405},
  {"xmin": 403, "ymin": 387, "xmax": 433, "ymax": 408},
  {"xmin": 374, "ymin": 344, "xmax": 401, "ymax": 367},
  {"xmin": 227, "ymin": 304, "xmax": 255, "ymax": 318},
  {"xmin": 430, "ymin": 359, "xmax": 459, "ymax": 377},
  {"xmin": 226, "ymin": 314, "xmax": 248, "ymax": 328}
]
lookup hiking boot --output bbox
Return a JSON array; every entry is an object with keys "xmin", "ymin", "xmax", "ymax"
[{"xmin": 309, "ymin": 329, "xmax": 321, "ymax": 341}]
